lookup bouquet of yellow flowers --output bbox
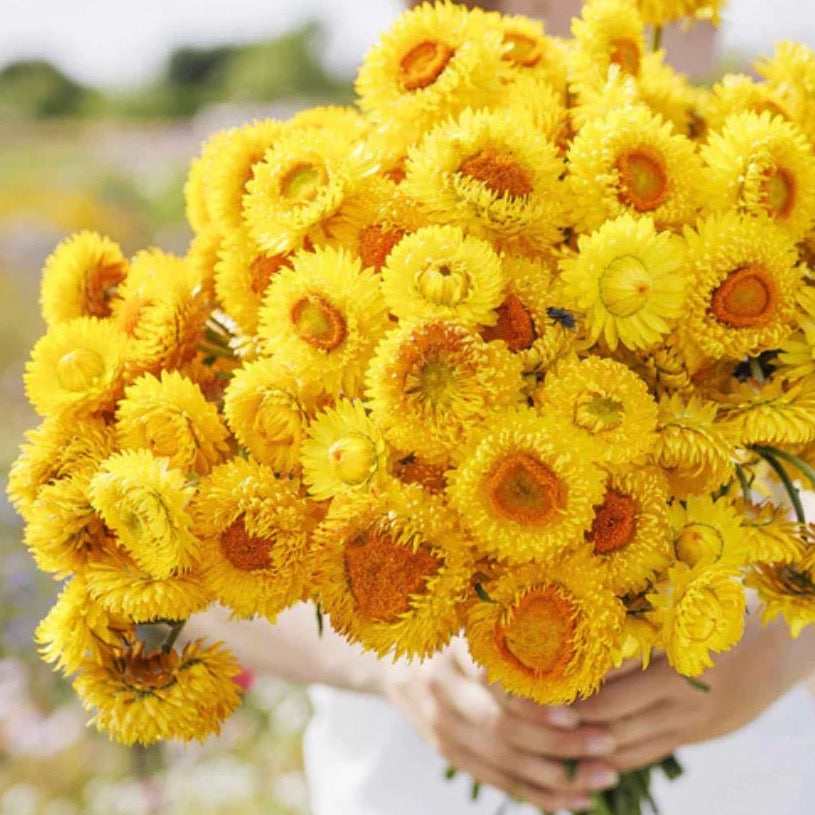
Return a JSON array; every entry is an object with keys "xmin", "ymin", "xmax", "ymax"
[{"xmin": 9, "ymin": 0, "xmax": 815, "ymax": 812}]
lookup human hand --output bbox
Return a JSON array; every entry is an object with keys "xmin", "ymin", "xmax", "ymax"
[
  {"xmin": 382, "ymin": 638, "xmax": 621, "ymax": 811},
  {"xmin": 569, "ymin": 618, "xmax": 815, "ymax": 772}
]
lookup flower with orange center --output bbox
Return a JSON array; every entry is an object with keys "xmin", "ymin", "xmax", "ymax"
[
  {"xmin": 214, "ymin": 229, "xmax": 296, "ymax": 335},
  {"xmin": 223, "ymin": 357, "xmax": 323, "ymax": 473},
  {"xmin": 258, "ymin": 246, "xmax": 389, "ymax": 397},
  {"xmin": 480, "ymin": 255, "xmax": 577, "ymax": 374},
  {"xmin": 402, "ymin": 107, "xmax": 566, "ymax": 253},
  {"xmin": 300, "ymin": 399, "xmax": 389, "ymax": 500},
  {"xmin": 536, "ymin": 355, "xmax": 659, "ymax": 464},
  {"xmin": 73, "ymin": 639, "xmax": 242, "ymax": 745},
  {"xmin": 570, "ymin": 0, "xmax": 646, "ymax": 89},
  {"xmin": 559, "ymin": 213, "xmax": 686, "ymax": 351},
  {"xmin": 355, "ymin": 2, "xmax": 506, "ymax": 138},
  {"xmin": 465, "ymin": 558, "xmax": 625, "ymax": 704},
  {"xmin": 648, "ymin": 561, "xmax": 746, "ymax": 676},
  {"xmin": 366, "ymin": 320, "xmax": 525, "ymax": 465},
  {"xmin": 649, "ymin": 394, "xmax": 735, "ymax": 499},
  {"xmin": 584, "ymin": 466, "xmax": 672, "ymax": 595},
  {"xmin": 243, "ymin": 126, "xmax": 373, "ymax": 255},
  {"xmin": 381, "ymin": 225, "xmax": 505, "ymax": 327},
  {"xmin": 701, "ymin": 111, "xmax": 815, "ymax": 242},
  {"xmin": 309, "ymin": 484, "xmax": 472, "ymax": 659},
  {"xmin": 193, "ymin": 458, "xmax": 318, "ymax": 620},
  {"xmin": 682, "ymin": 211, "xmax": 801, "ymax": 360},
  {"xmin": 24, "ymin": 316, "xmax": 127, "ymax": 418},
  {"xmin": 567, "ymin": 105, "xmax": 704, "ymax": 233},
  {"xmin": 448, "ymin": 409, "xmax": 606, "ymax": 564},
  {"xmin": 40, "ymin": 231, "xmax": 129, "ymax": 327}
]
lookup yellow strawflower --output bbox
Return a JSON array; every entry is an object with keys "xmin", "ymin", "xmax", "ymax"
[
  {"xmin": 402, "ymin": 107, "xmax": 567, "ymax": 253},
  {"xmin": 73, "ymin": 639, "xmax": 241, "ymax": 745},
  {"xmin": 310, "ymin": 484, "xmax": 472, "ymax": 659},
  {"xmin": 559, "ymin": 214, "xmax": 686, "ymax": 351},
  {"xmin": 747, "ymin": 564, "xmax": 815, "ymax": 638},
  {"xmin": 300, "ymin": 400, "xmax": 389, "ymax": 501},
  {"xmin": 89, "ymin": 449, "xmax": 200, "ymax": 580},
  {"xmin": 447, "ymin": 409, "xmax": 606, "ymax": 563},
  {"xmin": 636, "ymin": 0, "xmax": 723, "ymax": 26},
  {"xmin": 668, "ymin": 494, "xmax": 746, "ymax": 568},
  {"xmin": 466, "ymin": 557, "xmax": 625, "ymax": 704},
  {"xmin": 365, "ymin": 320, "xmax": 525, "ymax": 464},
  {"xmin": 535, "ymin": 355, "xmax": 659, "ymax": 463},
  {"xmin": 24, "ymin": 316, "xmax": 127, "ymax": 417},
  {"xmin": 192, "ymin": 458, "xmax": 317, "ymax": 620},
  {"xmin": 40, "ymin": 231, "xmax": 128, "ymax": 326},
  {"xmin": 649, "ymin": 561, "xmax": 746, "ymax": 676},
  {"xmin": 258, "ymin": 246, "xmax": 389, "ymax": 397}
]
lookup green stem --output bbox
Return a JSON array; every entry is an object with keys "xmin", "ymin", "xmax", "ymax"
[
  {"xmin": 651, "ymin": 26, "xmax": 663, "ymax": 51},
  {"xmin": 735, "ymin": 464, "xmax": 752, "ymax": 502},
  {"xmin": 315, "ymin": 602, "xmax": 324, "ymax": 637},
  {"xmin": 753, "ymin": 445, "xmax": 815, "ymax": 491},
  {"xmin": 162, "ymin": 620, "xmax": 186, "ymax": 654},
  {"xmin": 749, "ymin": 356, "xmax": 765, "ymax": 382},
  {"xmin": 198, "ymin": 341, "xmax": 236, "ymax": 360},
  {"xmin": 756, "ymin": 449, "xmax": 807, "ymax": 524}
]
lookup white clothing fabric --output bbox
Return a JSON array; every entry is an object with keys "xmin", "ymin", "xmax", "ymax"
[{"xmin": 304, "ymin": 683, "xmax": 815, "ymax": 815}]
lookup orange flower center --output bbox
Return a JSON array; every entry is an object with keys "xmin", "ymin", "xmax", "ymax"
[
  {"xmin": 116, "ymin": 295, "xmax": 151, "ymax": 337},
  {"xmin": 84, "ymin": 262, "xmax": 127, "ymax": 319},
  {"xmin": 480, "ymin": 295, "xmax": 537, "ymax": 352},
  {"xmin": 458, "ymin": 148, "xmax": 534, "ymax": 199},
  {"xmin": 250, "ymin": 253, "xmax": 291, "ymax": 295},
  {"xmin": 486, "ymin": 452, "xmax": 565, "ymax": 526},
  {"xmin": 761, "ymin": 166, "xmax": 797, "ymax": 220},
  {"xmin": 344, "ymin": 528, "xmax": 440, "ymax": 622},
  {"xmin": 56, "ymin": 348, "xmax": 106, "ymax": 392},
  {"xmin": 392, "ymin": 455, "xmax": 448, "ymax": 494},
  {"xmin": 502, "ymin": 32, "xmax": 543, "ymax": 67},
  {"xmin": 221, "ymin": 517, "xmax": 272, "ymax": 572},
  {"xmin": 710, "ymin": 266, "xmax": 778, "ymax": 328},
  {"xmin": 586, "ymin": 489, "xmax": 638, "ymax": 555},
  {"xmin": 399, "ymin": 40, "xmax": 454, "ymax": 91},
  {"xmin": 616, "ymin": 146, "xmax": 669, "ymax": 212},
  {"xmin": 290, "ymin": 294, "xmax": 347, "ymax": 350},
  {"xmin": 385, "ymin": 159, "xmax": 407, "ymax": 185},
  {"xmin": 116, "ymin": 643, "xmax": 180, "ymax": 691},
  {"xmin": 495, "ymin": 586, "xmax": 576, "ymax": 677},
  {"xmin": 358, "ymin": 223, "xmax": 406, "ymax": 271},
  {"xmin": 609, "ymin": 38, "xmax": 641, "ymax": 75},
  {"xmin": 280, "ymin": 161, "xmax": 328, "ymax": 203}
]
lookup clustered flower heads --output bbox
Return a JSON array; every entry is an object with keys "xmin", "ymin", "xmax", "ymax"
[{"xmin": 9, "ymin": 0, "xmax": 815, "ymax": 745}]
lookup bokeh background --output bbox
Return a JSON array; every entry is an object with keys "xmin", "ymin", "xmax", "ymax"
[{"xmin": 1, "ymin": 1, "xmax": 813, "ymax": 813}]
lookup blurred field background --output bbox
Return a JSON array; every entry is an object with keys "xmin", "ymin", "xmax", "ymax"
[{"xmin": 1, "ymin": 1, "xmax": 813, "ymax": 813}]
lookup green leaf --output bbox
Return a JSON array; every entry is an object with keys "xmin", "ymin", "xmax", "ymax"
[
  {"xmin": 475, "ymin": 583, "xmax": 497, "ymax": 603},
  {"xmin": 443, "ymin": 765, "xmax": 457, "ymax": 781},
  {"xmin": 471, "ymin": 780, "xmax": 481, "ymax": 800},
  {"xmin": 659, "ymin": 755, "xmax": 684, "ymax": 781}
]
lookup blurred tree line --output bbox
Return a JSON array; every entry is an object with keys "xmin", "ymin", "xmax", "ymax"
[{"xmin": 0, "ymin": 21, "xmax": 353, "ymax": 121}]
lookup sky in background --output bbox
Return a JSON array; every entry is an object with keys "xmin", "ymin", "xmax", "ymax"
[{"xmin": 1, "ymin": 0, "xmax": 814, "ymax": 89}]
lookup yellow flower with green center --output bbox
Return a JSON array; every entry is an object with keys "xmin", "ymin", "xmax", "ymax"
[
  {"xmin": 447, "ymin": 409, "xmax": 606, "ymax": 563},
  {"xmin": 536, "ymin": 355, "xmax": 658, "ymax": 463},
  {"xmin": 116, "ymin": 370, "xmax": 230, "ymax": 476},
  {"xmin": 89, "ymin": 449, "xmax": 200, "ymax": 581},
  {"xmin": 365, "ymin": 320, "xmax": 525, "ymax": 465},
  {"xmin": 40, "ymin": 231, "xmax": 129, "ymax": 327},
  {"xmin": 301, "ymin": 399, "xmax": 389, "ymax": 500},
  {"xmin": 381, "ymin": 224, "xmax": 505, "ymax": 327},
  {"xmin": 258, "ymin": 246, "xmax": 389, "ymax": 397},
  {"xmin": 465, "ymin": 557, "xmax": 625, "ymax": 704},
  {"xmin": 681, "ymin": 211, "xmax": 801, "ymax": 360},
  {"xmin": 701, "ymin": 111, "xmax": 815, "ymax": 242},
  {"xmin": 310, "ymin": 484, "xmax": 473, "ymax": 660},
  {"xmin": 559, "ymin": 213, "xmax": 686, "ymax": 351},
  {"xmin": 73, "ymin": 639, "xmax": 242, "ymax": 745},
  {"xmin": 24, "ymin": 316, "xmax": 127, "ymax": 418}
]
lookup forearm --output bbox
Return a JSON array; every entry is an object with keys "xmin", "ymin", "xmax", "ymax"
[{"xmin": 185, "ymin": 602, "xmax": 391, "ymax": 696}]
